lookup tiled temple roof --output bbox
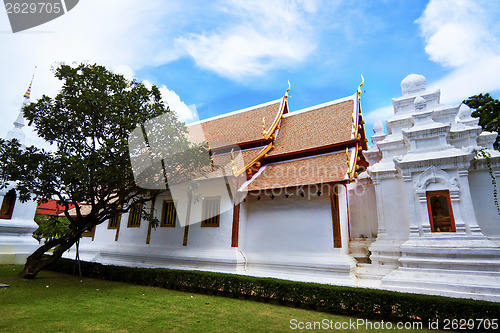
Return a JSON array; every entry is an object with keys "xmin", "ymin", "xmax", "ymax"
[
  {"xmin": 241, "ymin": 151, "xmax": 350, "ymax": 191},
  {"xmin": 187, "ymin": 99, "xmax": 284, "ymax": 149},
  {"xmin": 185, "ymin": 87, "xmax": 366, "ymax": 189},
  {"xmin": 269, "ymin": 97, "xmax": 355, "ymax": 158}
]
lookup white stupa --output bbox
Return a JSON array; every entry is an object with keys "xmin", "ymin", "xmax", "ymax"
[
  {"xmin": 0, "ymin": 79, "xmax": 40, "ymax": 264},
  {"xmin": 357, "ymin": 73, "xmax": 500, "ymax": 301}
]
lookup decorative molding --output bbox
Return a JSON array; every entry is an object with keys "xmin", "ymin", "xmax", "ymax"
[
  {"xmin": 415, "ymin": 166, "xmax": 459, "ymax": 193},
  {"xmin": 402, "ymin": 174, "xmax": 412, "ymax": 183}
]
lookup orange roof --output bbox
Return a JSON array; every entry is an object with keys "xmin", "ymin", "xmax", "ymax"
[
  {"xmin": 187, "ymin": 99, "xmax": 283, "ymax": 149},
  {"xmin": 183, "ymin": 91, "xmax": 364, "ymax": 185},
  {"xmin": 269, "ymin": 97, "xmax": 355, "ymax": 157},
  {"xmin": 241, "ymin": 151, "xmax": 350, "ymax": 191},
  {"xmin": 37, "ymin": 199, "xmax": 76, "ymax": 216}
]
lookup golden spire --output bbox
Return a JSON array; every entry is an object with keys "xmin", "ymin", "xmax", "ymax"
[
  {"xmin": 23, "ymin": 81, "xmax": 32, "ymax": 99},
  {"xmin": 23, "ymin": 67, "xmax": 36, "ymax": 99},
  {"xmin": 230, "ymin": 148, "xmax": 237, "ymax": 175}
]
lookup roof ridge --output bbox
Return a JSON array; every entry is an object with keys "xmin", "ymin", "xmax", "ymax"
[
  {"xmin": 188, "ymin": 98, "xmax": 282, "ymax": 126},
  {"xmin": 284, "ymin": 92, "xmax": 357, "ymax": 118}
]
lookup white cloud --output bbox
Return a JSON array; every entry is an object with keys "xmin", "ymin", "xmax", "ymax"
[
  {"xmin": 176, "ymin": 0, "xmax": 318, "ymax": 79},
  {"xmin": 0, "ymin": 0, "xmax": 329, "ymax": 144},
  {"xmin": 364, "ymin": 105, "xmax": 393, "ymax": 133},
  {"xmin": 0, "ymin": 0, "xmax": 188, "ymax": 145},
  {"xmin": 143, "ymin": 81, "xmax": 198, "ymax": 123},
  {"xmin": 429, "ymin": 54, "xmax": 500, "ymax": 104},
  {"xmin": 112, "ymin": 65, "xmax": 136, "ymax": 81},
  {"xmin": 158, "ymin": 86, "xmax": 199, "ymax": 123},
  {"xmin": 417, "ymin": 0, "xmax": 500, "ymax": 104}
]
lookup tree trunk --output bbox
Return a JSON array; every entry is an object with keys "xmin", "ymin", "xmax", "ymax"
[{"xmin": 18, "ymin": 233, "xmax": 80, "ymax": 279}]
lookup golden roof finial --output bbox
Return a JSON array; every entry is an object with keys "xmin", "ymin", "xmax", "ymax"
[
  {"xmin": 284, "ymin": 80, "xmax": 291, "ymax": 100},
  {"xmin": 24, "ymin": 66, "xmax": 37, "ymax": 99},
  {"xmin": 262, "ymin": 116, "xmax": 267, "ymax": 137},
  {"xmin": 230, "ymin": 148, "xmax": 238, "ymax": 175},
  {"xmin": 357, "ymin": 74, "xmax": 364, "ymax": 98}
]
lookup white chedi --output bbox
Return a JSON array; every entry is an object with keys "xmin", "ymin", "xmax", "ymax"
[
  {"xmin": 413, "ymin": 96, "xmax": 426, "ymax": 111},
  {"xmin": 400, "ymin": 74, "xmax": 426, "ymax": 97},
  {"xmin": 5, "ymin": 112, "xmax": 25, "ymax": 146},
  {"xmin": 0, "ymin": 81, "xmax": 39, "ymax": 265},
  {"xmin": 457, "ymin": 103, "xmax": 480, "ymax": 127},
  {"xmin": 373, "ymin": 119, "xmax": 384, "ymax": 134}
]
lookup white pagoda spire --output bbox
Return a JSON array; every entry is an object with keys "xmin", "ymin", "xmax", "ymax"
[{"xmin": 5, "ymin": 75, "xmax": 34, "ymax": 146}]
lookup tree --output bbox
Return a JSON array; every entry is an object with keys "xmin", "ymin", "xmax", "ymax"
[
  {"xmin": 464, "ymin": 93, "xmax": 500, "ymax": 150},
  {"xmin": 0, "ymin": 63, "xmax": 209, "ymax": 279},
  {"xmin": 33, "ymin": 213, "xmax": 70, "ymax": 243}
]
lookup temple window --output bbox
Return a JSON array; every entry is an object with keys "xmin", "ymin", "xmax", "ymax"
[
  {"xmin": 160, "ymin": 200, "xmax": 177, "ymax": 227},
  {"xmin": 201, "ymin": 196, "xmax": 220, "ymax": 227},
  {"xmin": 108, "ymin": 212, "xmax": 122, "ymax": 229},
  {"xmin": 426, "ymin": 190, "xmax": 456, "ymax": 232},
  {"xmin": 127, "ymin": 203, "xmax": 143, "ymax": 228},
  {"xmin": 0, "ymin": 189, "xmax": 16, "ymax": 220}
]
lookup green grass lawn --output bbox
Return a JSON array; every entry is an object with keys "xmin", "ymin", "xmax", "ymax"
[{"xmin": 0, "ymin": 265, "xmax": 437, "ymax": 333}]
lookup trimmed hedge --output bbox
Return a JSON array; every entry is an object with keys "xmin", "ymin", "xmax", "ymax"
[{"xmin": 47, "ymin": 258, "xmax": 499, "ymax": 322}]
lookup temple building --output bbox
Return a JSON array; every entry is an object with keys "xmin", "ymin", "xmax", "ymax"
[
  {"xmin": 2, "ymin": 73, "xmax": 499, "ymax": 301},
  {"xmin": 73, "ymin": 74, "xmax": 500, "ymax": 301},
  {"xmin": 73, "ymin": 80, "xmax": 369, "ymax": 286}
]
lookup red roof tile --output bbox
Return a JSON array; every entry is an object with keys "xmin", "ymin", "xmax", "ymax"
[{"xmin": 36, "ymin": 199, "xmax": 75, "ymax": 216}]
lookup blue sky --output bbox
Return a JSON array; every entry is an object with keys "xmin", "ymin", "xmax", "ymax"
[{"xmin": 1, "ymin": 0, "xmax": 499, "ymax": 148}]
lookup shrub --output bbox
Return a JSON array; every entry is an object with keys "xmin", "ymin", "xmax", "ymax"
[{"xmin": 47, "ymin": 258, "xmax": 500, "ymax": 322}]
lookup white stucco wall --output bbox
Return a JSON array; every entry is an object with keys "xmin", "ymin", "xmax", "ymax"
[
  {"xmin": 92, "ymin": 219, "xmax": 121, "ymax": 244},
  {"xmin": 374, "ymin": 177, "xmax": 410, "ymax": 240},
  {"xmin": 9, "ymin": 197, "xmax": 37, "ymax": 223},
  {"xmin": 148, "ymin": 194, "xmax": 186, "ymax": 249},
  {"xmin": 86, "ymin": 178, "xmax": 235, "ymax": 251},
  {"xmin": 179, "ymin": 179, "xmax": 234, "ymax": 250},
  {"xmin": 0, "ymin": 195, "xmax": 39, "ymax": 264},
  {"xmin": 469, "ymin": 169, "xmax": 500, "ymax": 240},
  {"xmin": 347, "ymin": 178, "xmax": 378, "ymax": 239},
  {"xmin": 241, "ymin": 188, "xmax": 342, "ymax": 255}
]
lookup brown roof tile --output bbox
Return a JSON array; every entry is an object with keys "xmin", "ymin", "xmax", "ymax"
[
  {"xmin": 243, "ymin": 151, "xmax": 349, "ymax": 191},
  {"xmin": 269, "ymin": 98, "xmax": 355, "ymax": 157},
  {"xmin": 187, "ymin": 100, "xmax": 282, "ymax": 149}
]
